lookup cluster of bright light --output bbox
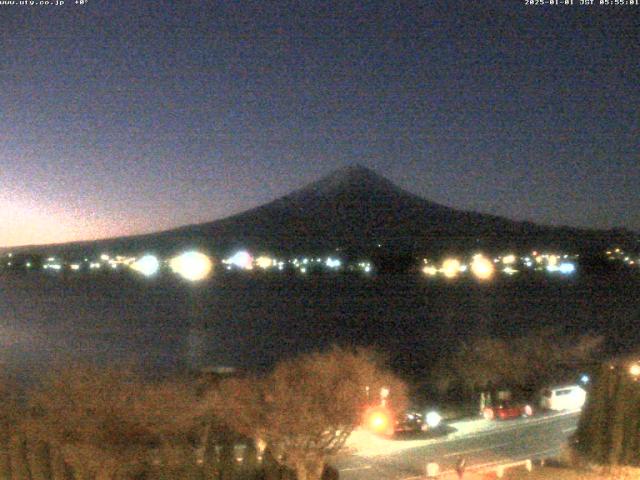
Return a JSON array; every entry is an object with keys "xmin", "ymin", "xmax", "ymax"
[
  {"xmin": 106, "ymin": 255, "xmax": 136, "ymax": 269},
  {"xmin": 325, "ymin": 257, "xmax": 341, "ymax": 269},
  {"xmin": 470, "ymin": 254, "xmax": 495, "ymax": 281},
  {"xmin": 357, "ymin": 261, "xmax": 372, "ymax": 274},
  {"xmin": 546, "ymin": 262, "xmax": 576, "ymax": 275},
  {"xmin": 255, "ymin": 256, "xmax": 273, "ymax": 269},
  {"xmin": 502, "ymin": 252, "xmax": 577, "ymax": 275},
  {"xmin": 224, "ymin": 251, "xmax": 254, "ymax": 270},
  {"xmin": 170, "ymin": 251, "xmax": 213, "ymax": 282},
  {"xmin": 503, "ymin": 266, "xmax": 518, "ymax": 275},
  {"xmin": 606, "ymin": 248, "xmax": 639, "ymax": 268},
  {"xmin": 131, "ymin": 254, "xmax": 160, "ymax": 277},
  {"xmin": 289, "ymin": 256, "xmax": 366, "ymax": 274},
  {"xmin": 421, "ymin": 250, "xmax": 579, "ymax": 280}
]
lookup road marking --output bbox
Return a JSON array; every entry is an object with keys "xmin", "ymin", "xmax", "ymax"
[
  {"xmin": 443, "ymin": 441, "xmax": 511, "ymax": 458},
  {"xmin": 339, "ymin": 465, "xmax": 372, "ymax": 472},
  {"xmin": 562, "ymin": 426, "xmax": 577, "ymax": 433}
]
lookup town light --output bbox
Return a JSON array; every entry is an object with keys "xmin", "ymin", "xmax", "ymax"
[
  {"xmin": 170, "ymin": 251, "xmax": 213, "ymax": 282},
  {"xmin": 325, "ymin": 257, "xmax": 341, "ymax": 269},
  {"xmin": 558, "ymin": 262, "xmax": 576, "ymax": 275},
  {"xmin": 131, "ymin": 254, "xmax": 160, "ymax": 277},
  {"xmin": 255, "ymin": 256, "xmax": 273, "ymax": 269},
  {"xmin": 471, "ymin": 254, "xmax": 494, "ymax": 281},
  {"xmin": 422, "ymin": 265, "xmax": 438, "ymax": 276},
  {"xmin": 441, "ymin": 258, "xmax": 461, "ymax": 279},
  {"xmin": 502, "ymin": 254, "xmax": 516, "ymax": 265},
  {"xmin": 227, "ymin": 250, "xmax": 253, "ymax": 270}
]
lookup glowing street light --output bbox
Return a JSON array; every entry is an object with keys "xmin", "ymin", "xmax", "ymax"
[
  {"xmin": 170, "ymin": 251, "xmax": 213, "ymax": 282},
  {"xmin": 558, "ymin": 262, "xmax": 576, "ymax": 275},
  {"xmin": 470, "ymin": 254, "xmax": 495, "ymax": 281},
  {"xmin": 441, "ymin": 258, "xmax": 461, "ymax": 279},
  {"xmin": 363, "ymin": 406, "xmax": 393, "ymax": 436},
  {"xmin": 255, "ymin": 256, "xmax": 273, "ymax": 269},
  {"xmin": 629, "ymin": 362, "xmax": 640, "ymax": 378},
  {"xmin": 502, "ymin": 254, "xmax": 516, "ymax": 265},
  {"xmin": 227, "ymin": 250, "xmax": 253, "ymax": 270},
  {"xmin": 131, "ymin": 254, "xmax": 160, "ymax": 277},
  {"xmin": 422, "ymin": 265, "xmax": 438, "ymax": 277}
]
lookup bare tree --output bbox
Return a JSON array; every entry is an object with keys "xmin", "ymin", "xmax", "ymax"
[
  {"xmin": 435, "ymin": 329, "xmax": 603, "ymax": 399},
  {"xmin": 24, "ymin": 363, "xmax": 201, "ymax": 480},
  {"xmin": 207, "ymin": 346, "xmax": 408, "ymax": 480}
]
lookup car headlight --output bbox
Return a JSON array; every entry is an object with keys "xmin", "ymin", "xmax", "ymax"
[{"xmin": 425, "ymin": 411, "xmax": 442, "ymax": 428}]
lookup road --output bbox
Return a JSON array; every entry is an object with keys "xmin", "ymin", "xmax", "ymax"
[{"xmin": 334, "ymin": 411, "xmax": 580, "ymax": 480}]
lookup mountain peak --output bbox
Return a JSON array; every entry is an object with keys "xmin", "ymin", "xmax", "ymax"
[
  {"xmin": 304, "ymin": 164, "xmax": 401, "ymax": 197},
  {"xmin": 328, "ymin": 164, "xmax": 383, "ymax": 181}
]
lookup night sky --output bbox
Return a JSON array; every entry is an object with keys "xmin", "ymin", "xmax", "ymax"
[{"xmin": 1, "ymin": 1, "xmax": 638, "ymax": 248}]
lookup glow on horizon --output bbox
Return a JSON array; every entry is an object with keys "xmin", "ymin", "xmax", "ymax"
[
  {"xmin": 0, "ymin": 195, "xmax": 166, "ymax": 248},
  {"xmin": 0, "ymin": 196, "xmax": 89, "ymax": 247}
]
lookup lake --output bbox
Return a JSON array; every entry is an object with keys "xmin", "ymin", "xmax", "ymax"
[{"xmin": 0, "ymin": 269, "xmax": 638, "ymax": 382}]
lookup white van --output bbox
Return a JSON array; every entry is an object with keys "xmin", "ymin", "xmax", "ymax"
[{"xmin": 540, "ymin": 385, "xmax": 586, "ymax": 411}]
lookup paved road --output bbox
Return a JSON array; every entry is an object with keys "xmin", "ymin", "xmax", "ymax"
[{"xmin": 334, "ymin": 411, "xmax": 580, "ymax": 480}]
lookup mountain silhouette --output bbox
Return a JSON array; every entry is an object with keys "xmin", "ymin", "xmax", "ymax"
[{"xmin": 6, "ymin": 165, "xmax": 638, "ymax": 258}]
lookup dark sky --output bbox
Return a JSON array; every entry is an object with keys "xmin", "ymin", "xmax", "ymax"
[{"xmin": 1, "ymin": 0, "xmax": 638, "ymax": 247}]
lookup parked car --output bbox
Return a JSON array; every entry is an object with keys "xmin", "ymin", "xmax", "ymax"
[
  {"xmin": 540, "ymin": 385, "xmax": 586, "ymax": 411},
  {"xmin": 394, "ymin": 407, "xmax": 444, "ymax": 434},
  {"xmin": 394, "ymin": 410, "xmax": 424, "ymax": 432},
  {"xmin": 483, "ymin": 400, "xmax": 533, "ymax": 420}
]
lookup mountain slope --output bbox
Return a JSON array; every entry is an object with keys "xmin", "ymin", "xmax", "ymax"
[
  {"xmin": 11, "ymin": 165, "xmax": 638, "ymax": 257},
  {"xmin": 153, "ymin": 165, "xmax": 634, "ymax": 256}
]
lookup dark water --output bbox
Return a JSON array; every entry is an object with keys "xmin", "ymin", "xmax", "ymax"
[{"xmin": 0, "ymin": 270, "xmax": 639, "ymax": 380}]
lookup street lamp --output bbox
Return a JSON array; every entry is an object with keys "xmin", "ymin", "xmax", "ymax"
[
  {"xmin": 471, "ymin": 254, "xmax": 495, "ymax": 281},
  {"xmin": 380, "ymin": 386, "xmax": 390, "ymax": 406},
  {"xmin": 441, "ymin": 258, "xmax": 461, "ymax": 279},
  {"xmin": 170, "ymin": 251, "xmax": 213, "ymax": 282},
  {"xmin": 629, "ymin": 362, "xmax": 640, "ymax": 378},
  {"xmin": 131, "ymin": 254, "xmax": 160, "ymax": 277}
]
